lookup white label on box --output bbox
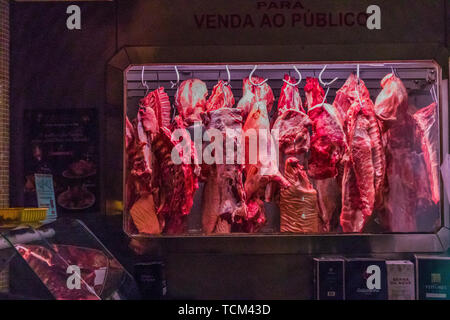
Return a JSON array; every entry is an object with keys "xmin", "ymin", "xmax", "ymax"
[{"xmin": 426, "ymin": 292, "xmax": 447, "ymax": 299}]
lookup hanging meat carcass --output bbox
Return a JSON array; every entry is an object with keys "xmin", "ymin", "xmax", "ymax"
[
  {"xmin": 270, "ymin": 74, "xmax": 319, "ymax": 232},
  {"xmin": 340, "ymin": 78, "xmax": 385, "ymax": 233},
  {"xmin": 277, "ymin": 74, "xmax": 305, "ymax": 115},
  {"xmin": 126, "ymin": 87, "xmax": 199, "ymax": 235},
  {"xmin": 413, "ymin": 102, "xmax": 440, "ymax": 205},
  {"xmin": 303, "ymin": 77, "xmax": 347, "ymax": 232},
  {"xmin": 237, "ymin": 76, "xmax": 275, "ymax": 122},
  {"xmin": 201, "ymin": 106, "xmax": 247, "ymax": 234},
  {"xmin": 374, "ymin": 74, "xmax": 437, "ymax": 232},
  {"xmin": 205, "ymin": 80, "xmax": 235, "ymax": 111},
  {"xmin": 175, "ymin": 79, "xmax": 208, "ymax": 127},
  {"xmin": 305, "ymin": 77, "xmax": 347, "ymax": 179}
]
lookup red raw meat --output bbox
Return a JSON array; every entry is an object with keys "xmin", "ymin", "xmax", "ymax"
[
  {"xmin": 151, "ymin": 126, "xmax": 198, "ymax": 234},
  {"xmin": 201, "ymin": 108, "xmax": 247, "ymax": 233},
  {"xmin": 280, "ymin": 157, "xmax": 319, "ymax": 233},
  {"xmin": 16, "ymin": 244, "xmax": 124, "ymax": 300},
  {"xmin": 272, "ymin": 110, "xmax": 311, "ymax": 158},
  {"xmin": 413, "ymin": 102, "xmax": 440, "ymax": 204},
  {"xmin": 206, "ymin": 80, "xmax": 235, "ymax": 111},
  {"xmin": 277, "ymin": 74, "xmax": 305, "ymax": 115},
  {"xmin": 175, "ymin": 79, "xmax": 208, "ymax": 126},
  {"xmin": 305, "ymin": 77, "xmax": 347, "ymax": 179},
  {"xmin": 242, "ymin": 100, "xmax": 289, "ymax": 187},
  {"xmin": 304, "ymin": 77, "xmax": 325, "ymax": 110},
  {"xmin": 374, "ymin": 73, "xmax": 409, "ymax": 123},
  {"xmin": 140, "ymin": 87, "xmax": 172, "ymax": 128},
  {"xmin": 237, "ymin": 76, "xmax": 275, "ymax": 122},
  {"xmin": 340, "ymin": 80, "xmax": 385, "ymax": 232},
  {"xmin": 333, "ymin": 73, "xmax": 370, "ymax": 122},
  {"xmin": 126, "ymin": 87, "xmax": 199, "ymax": 234}
]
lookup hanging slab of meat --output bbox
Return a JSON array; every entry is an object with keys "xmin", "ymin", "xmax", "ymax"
[
  {"xmin": 303, "ymin": 78, "xmax": 347, "ymax": 232},
  {"xmin": 340, "ymin": 87, "xmax": 385, "ymax": 232},
  {"xmin": 205, "ymin": 80, "xmax": 235, "ymax": 111},
  {"xmin": 277, "ymin": 74, "xmax": 305, "ymax": 115},
  {"xmin": 125, "ymin": 107, "xmax": 158, "ymax": 213},
  {"xmin": 201, "ymin": 108, "xmax": 247, "ymax": 234},
  {"xmin": 237, "ymin": 76, "xmax": 275, "ymax": 122},
  {"xmin": 272, "ymin": 110, "xmax": 311, "ymax": 158},
  {"xmin": 374, "ymin": 73, "xmax": 409, "ymax": 124},
  {"xmin": 129, "ymin": 193, "xmax": 161, "ymax": 235},
  {"xmin": 151, "ymin": 127, "xmax": 199, "ymax": 234},
  {"xmin": 175, "ymin": 79, "xmax": 208, "ymax": 127},
  {"xmin": 304, "ymin": 77, "xmax": 325, "ymax": 110},
  {"xmin": 140, "ymin": 87, "xmax": 172, "ymax": 129},
  {"xmin": 314, "ymin": 178, "xmax": 340, "ymax": 232},
  {"xmin": 16, "ymin": 244, "xmax": 124, "ymax": 300},
  {"xmin": 280, "ymin": 157, "xmax": 319, "ymax": 233},
  {"xmin": 413, "ymin": 102, "xmax": 440, "ymax": 204},
  {"xmin": 305, "ymin": 77, "xmax": 347, "ymax": 179},
  {"xmin": 333, "ymin": 73, "xmax": 371, "ymax": 123}
]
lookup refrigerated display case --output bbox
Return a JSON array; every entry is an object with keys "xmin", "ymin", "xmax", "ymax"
[
  {"xmin": 104, "ymin": 43, "xmax": 449, "ymax": 258},
  {"xmin": 119, "ymin": 59, "xmax": 448, "ymax": 249},
  {"xmin": 0, "ymin": 219, "xmax": 140, "ymax": 299}
]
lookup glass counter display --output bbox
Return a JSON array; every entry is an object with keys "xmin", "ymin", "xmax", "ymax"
[{"xmin": 0, "ymin": 219, "xmax": 140, "ymax": 300}]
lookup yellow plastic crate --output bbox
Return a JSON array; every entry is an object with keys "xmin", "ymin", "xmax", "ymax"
[
  {"xmin": 0, "ymin": 208, "xmax": 48, "ymax": 223},
  {"xmin": 20, "ymin": 208, "xmax": 48, "ymax": 222}
]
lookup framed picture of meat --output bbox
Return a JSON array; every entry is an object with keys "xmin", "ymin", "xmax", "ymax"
[
  {"xmin": 107, "ymin": 44, "xmax": 449, "ymax": 255},
  {"xmin": 23, "ymin": 109, "xmax": 99, "ymax": 215}
]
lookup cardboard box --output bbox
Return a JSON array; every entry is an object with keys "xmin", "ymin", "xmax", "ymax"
[
  {"xmin": 313, "ymin": 257, "xmax": 345, "ymax": 300},
  {"xmin": 345, "ymin": 258, "xmax": 387, "ymax": 300},
  {"xmin": 415, "ymin": 255, "xmax": 450, "ymax": 300},
  {"xmin": 386, "ymin": 260, "xmax": 415, "ymax": 300}
]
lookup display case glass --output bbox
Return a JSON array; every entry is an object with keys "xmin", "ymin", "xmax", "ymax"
[{"xmin": 123, "ymin": 61, "xmax": 446, "ymax": 239}]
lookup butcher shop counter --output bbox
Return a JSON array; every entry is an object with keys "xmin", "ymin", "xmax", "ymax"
[{"xmin": 73, "ymin": 214, "xmax": 449, "ymax": 299}]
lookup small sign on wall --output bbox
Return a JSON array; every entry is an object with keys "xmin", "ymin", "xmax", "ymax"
[{"xmin": 34, "ymin": 173, "xmax": 57, "ymax": 221}]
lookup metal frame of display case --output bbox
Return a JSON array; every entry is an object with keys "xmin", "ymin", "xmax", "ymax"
[{"xmin": 105, "ymin": 44, "xmax": 450, "ymax": 255}]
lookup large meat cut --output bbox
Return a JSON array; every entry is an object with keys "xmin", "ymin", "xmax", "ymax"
[
  {"xmin": 237, "ymin": 76, "xmax": 275, "ymax": 122},
  {"xmin": 340, "ymin": 78, "xmax": 385, "ymax": 233},
  {"xmin": 413, "ymin": 102, "xmax": 440, "ymax": 204},
  {"xmin": 126, "ymin": 87, "xmax": 199, "ymax": 235},
  {"xmin": 305, "ymin": 77, "xmax": 347, "ymax": 179},
  {"xmin": 206, "ymin": 80, "xmax": 235, "ymax": 111},
  {"xmin": 16, "ymin": 244, "xmax": 124, "ymax": 300},
  {"xmin": 303, "ymin": 77, "xmax": 347, "ymax": 232},
  {"xmin": 201, "ymin": 107, "xmax": 247, "ymax": 233},
  {"xmin": 280, "ymin": 157, "xmax": 319, "ymax": 233},
  {"xmin": 175, "ymin": 79, "xmax": 208, "ymax": 127},
  {"xmin": 271, "ymin": 75, "xmax": 318, "ymax": 232},
  {"xmin": 374, "ymin": 74, "xmax": 438, "ymax": 231},
  {"xmin": 277, "ymin": 75, "xmax": 305, "ymax": 115}
]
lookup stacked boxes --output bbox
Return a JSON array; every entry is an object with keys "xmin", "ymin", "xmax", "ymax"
[{"xmin": 314, "ymin": 257, "xmax": 418, "ymax": 300}]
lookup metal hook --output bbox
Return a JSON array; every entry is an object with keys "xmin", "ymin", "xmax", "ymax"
[
  {"xmin": 356, "ymin": 64, "xmax": 360, "ymax": 84},
  {"xmin": 141, "ymin": 66, "xmax": 150, "ymax": 95},
  {"xmin": 430, "ymin": 84, "xmax": 438, "ymax": 104},
  {"xmin": 282, "ymin": 66, "xmax": 302, "ymax": 87},
  {"xmin": 391, "ymin": 66, "xmax": 400, "ymax": 78},
  {"xmin": 318, "ymin": 64, "xmax": 338, "ymax": 87},
  {"xmin": 225, "ymin": 65, "xmax": 231, "ymax": 85},
  {"xmin": 249, "ymin": 65, "xmax": 269, "ymax": 86},
  {"xmin": 170, "ymin": 66, "xmax": 180, "ymax": 88}
]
